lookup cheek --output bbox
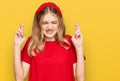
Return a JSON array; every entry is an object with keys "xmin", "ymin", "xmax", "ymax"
[
  {"xmin": 54, "ymin": 24, "xmax": 59, "ymax": 30},
  {"xmin": 54, "ymin": 27, "xmax": 59, "ymax": 32},
  {"xmin": 41, "ymin": 26, "xmax": 46, "ymax": 31}
]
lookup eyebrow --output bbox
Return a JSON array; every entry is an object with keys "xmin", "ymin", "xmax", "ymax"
[{"xmin": 41, "ymin": 20, "xmax": 57, "ymax": 22}]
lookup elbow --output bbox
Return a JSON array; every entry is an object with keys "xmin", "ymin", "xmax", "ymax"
[
  {"xmin": 15, "ymin": 75, "xmax": 24, "ymax": 81},
  {"xmin": 15, "ymin": 77, "xmax": 24, "ymax": 81},
  {"xmin": 15, "ymin": 78, "xmax": 24, "ymax": 81},
  {"xmin": 75, "ymin": 77, "xmax": 85, "ymax": 81},
  {"xmin": 75, "ymin": 63, "xmax": 85, "ymax": 81},
  {"xmin": 75, "ymin": 75, "xmax": 85, "ymax": 81},
  {"xmin": 14, "ymin": 70, "xmax": 27, "ymax": 81}
]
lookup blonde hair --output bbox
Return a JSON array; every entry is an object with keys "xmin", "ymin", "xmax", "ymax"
[{"xmin": 28, "ymin": 7, "xmax": 70, "ymax": 56}]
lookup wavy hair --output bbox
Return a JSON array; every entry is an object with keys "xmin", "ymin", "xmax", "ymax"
[{"xmin": 28, "ymin": 6, "xmax": 70, "ymax": 56}]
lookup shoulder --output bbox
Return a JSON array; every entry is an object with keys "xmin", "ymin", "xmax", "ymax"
[
  {"xmin": 64, "ymin": 35, "xmax": 72, "ymax": 40},
  {"xmin": 63, "ymin": 35, "xmax": 74, "ymax": 47},
  {"xmin": 27, "ymin": 36, "xmax": 32, "ymax": 42},
  {"xmin": 63, "ymin": 35, "xmax": 72, "ymax": 43},
  {"xmin": 24, "ymin": 36, "xmax": 32, "ymax": 47}
]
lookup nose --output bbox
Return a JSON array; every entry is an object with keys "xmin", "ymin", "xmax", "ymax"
[{"xmin": 47, "ymin": 23, "xmax": 52, "ymax": 29}]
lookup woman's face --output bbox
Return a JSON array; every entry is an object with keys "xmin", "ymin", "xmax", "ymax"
[{"xmin": 40, "ymin": 13, "xmax": 59, "ymax": 41}]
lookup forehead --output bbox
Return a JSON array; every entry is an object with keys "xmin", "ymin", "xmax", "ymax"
[{"xmin": 41, "ymin": 13, "xmax": 58, "ymax": 21}]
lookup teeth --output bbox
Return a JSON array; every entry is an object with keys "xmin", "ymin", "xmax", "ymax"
[
  {"xmin": 47, "ymin": 30, "xmax": 52, "ymax": 32},
  {"xmin": 46, "ymin": 30, "xmax": 53, "ymax": 34}
]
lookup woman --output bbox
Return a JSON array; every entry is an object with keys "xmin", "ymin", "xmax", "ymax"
[{"xmin": 14, "ymin": 2, "xmax": 85, "ymax": 81}]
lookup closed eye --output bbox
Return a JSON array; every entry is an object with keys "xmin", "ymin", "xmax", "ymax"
[
  {"xmin": 41, "ymin": 21, "xmax": 48, "ymax": 25},
  {"xmin": 51, "ymin": 21, "xmax": 57, "ymax": 24}
]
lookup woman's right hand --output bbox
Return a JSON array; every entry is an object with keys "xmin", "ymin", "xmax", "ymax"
[{"xmin": 14, "ymin": 23, "xmax": 25, "ymax": 48}]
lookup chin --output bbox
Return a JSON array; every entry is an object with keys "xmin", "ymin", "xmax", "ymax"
[{"xmin": 45, "ymin": 34, "xmax": 56, "ymax": 39}]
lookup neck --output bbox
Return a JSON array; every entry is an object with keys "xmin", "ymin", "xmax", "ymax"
[{"xmin": 45, "ymin": 38, "xmax": 56, "ymax": 41}]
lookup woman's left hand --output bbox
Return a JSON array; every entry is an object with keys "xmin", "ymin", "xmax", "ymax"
[{"xmin": 71, "ymin": 24, "xmax": 83, "ymax": 48}]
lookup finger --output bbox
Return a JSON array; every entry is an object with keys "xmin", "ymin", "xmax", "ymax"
[
  {"xmin": 74, "ymin": 25, "xmax": 79, "ymax": 35},
  {"xmin": 20, "ymin": 23, "xmax": 24, "ymax": 34},
  {"xmin": 20, "ymin": 23, "xmax": 24, "ymax": 31},
  {"xmin": 16, "ymin": 30, "xmax": 21, "ymax": 37},
  {"xmin": 74, "ymin": 28, "xmax": 80, "ymax": 37},
  {"xmin": 18, "ymin": 28, "xmax": 23, "ymax": 36},
  {"xmin": 76, "ymin": 32, "xmax": 81, "ymax": 38},
  {"xmin": 74, "ymin": 30, "xmax": 83, "ymax": 39},
  {"xmin": 16, "ymin": 31, "xmax": 19, "ymax": 37},
  {"xmin": 75, "ymin": 28, "xmax": 80, "ymax": 34},
  {"xmin": 18, "ymin": 24, "xmax": 24, "ymax": 36},
  {"xmin": 74, "ymin": 25, "xmax": 79, "ymax": 32},
  {"xmin": 74, "ymin": 24, "xmax": 81, "ymax": 32},
  {"xmin": 17, "ymin": 28, "xmax": 24, "ymax": 37},
  {"xmin": 74, "ymin": 24, "xmax": 80, "ymax": 28},
  {"xmin": 74, "ymin": 32, "xmax": 80, "ymax": 39},
  {"xmin": 73, "ymin": 24, "xmax": 80, "ymax": 38}
]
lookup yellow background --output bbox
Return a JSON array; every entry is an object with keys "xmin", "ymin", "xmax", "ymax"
[{"xmin": 0, "ymin": 0, "xmax": 120, "ymax": 81}]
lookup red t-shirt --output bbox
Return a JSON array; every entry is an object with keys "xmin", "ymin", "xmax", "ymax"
[{"xmin": 21, "ymin": 35, "xmax": 83, "ymax": 81}]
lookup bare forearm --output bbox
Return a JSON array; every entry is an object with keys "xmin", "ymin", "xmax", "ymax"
[
  {"xmin": 14, "ymin": 47, "xmax": 24, "ymax": 81},
  {"xmin": 75, "ymin": 47, "xmax": 85, "ymax": 81}
]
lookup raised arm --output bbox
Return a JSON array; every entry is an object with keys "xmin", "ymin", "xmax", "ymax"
[
  {"xmin": 14, "ymin": 24, "xmax": 30, "ymax": 81},
  {"xmin": 72, "ymin": 24, "xmax": 85, "ymax": 81}
]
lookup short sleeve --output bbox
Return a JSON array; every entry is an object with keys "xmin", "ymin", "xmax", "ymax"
[
  {"xmin": 70, "ymin": 41, "xmax": 86, "ymax": 64},
  {"xmin": 64, "ymin": 35, "xmax": 77, "ymax": 64},
  {"xmin": 21, "ymin": 37, "xmax": 31, "ymax": 64},
  {"xmin": 69, "ymin": 40, "xmax": 77, "ymax": 64}
]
